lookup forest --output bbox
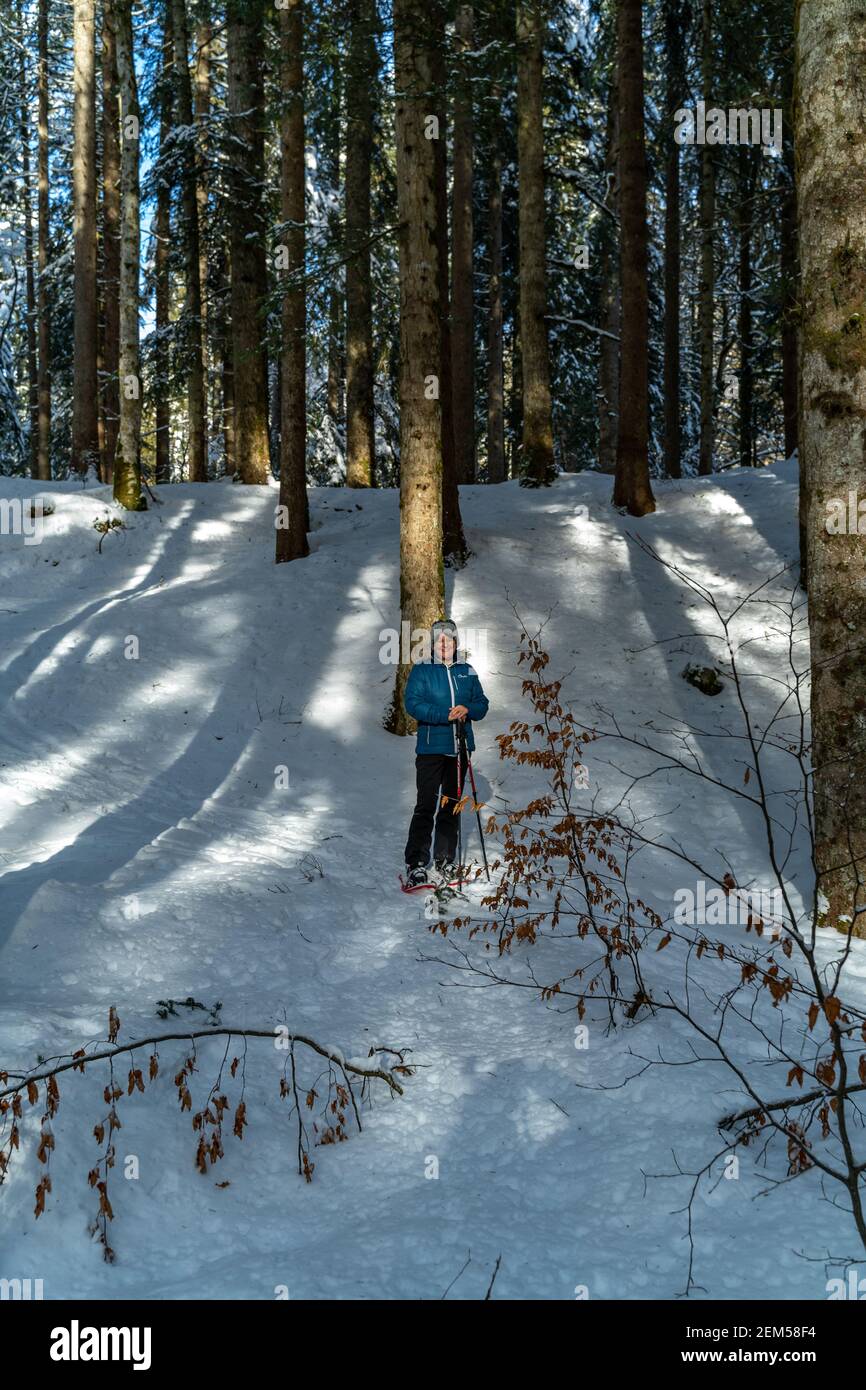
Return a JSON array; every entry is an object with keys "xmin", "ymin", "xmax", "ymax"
[{"xmin": 0, "ymin": 0, "xmax": 865, "ymax": 1327}]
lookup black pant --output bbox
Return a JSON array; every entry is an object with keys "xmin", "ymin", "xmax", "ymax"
[{"xmin": 404, "ymin": 754, "xmax": 462, "ymax": 868}]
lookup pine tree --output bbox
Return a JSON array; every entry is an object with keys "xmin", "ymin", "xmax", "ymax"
[
  {"xmin": 72, "ymin": 0, "xmax": 99, "ymax": 476},
  {"xmin": 226, "ymin": 0, "xmax": 270, "ymax": 485},
  {"xmin": 799, "ymin": 0, "xmax": 866, "ymax": 937},
  {"xmin": 516, "ymin": 0, "xmax": 555, "ymax": 486},
  {"xmin": 275, "ymin": 0, "xmax": 309, "ymax": 563},
  {"xmin": 612, "ymin": 0, "xmax": 654, "ymax": 515},
  {"xmin": 112, "ymin": 0, "xmax": 142, "ymax": 510},
  {"xmin": 388, "ymin": 0, "xmax": 445, "ymax": 735}
]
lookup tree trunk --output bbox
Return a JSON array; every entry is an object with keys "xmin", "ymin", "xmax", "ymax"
[
  {"xmin": 388, "ymin": 0, "xmax": 446, "ymax": 734},
  {"xmin": 432, "ymin": 4, "xmax": 467, "ymax": 564},
  {"xmin": 516, "ymin": 0, "xmax": 555, "ymax": 486},
  {"xmin": 781, "ymin": 123, "xmax": 799, "ymax": 464},
  {"xmin": 451, "ymin": 2, "xmax": 475, "ymax": 485},
  {"xmin": 112, "ymin": 0, "xmax": 142, "ymax": 510},
  {"xmin": 101, "ymin": 1, "xmax": 120, "ymax": 485},
  {"xmin": 17, "ymin": 0, "xmax": 38, "ymax": 477},
  {"xmin": 612, "ymin": 0, "xmax": 655, "ymax": 515},
  {"xmin": 799, "ymin": 0, "xmax": 866, "ymax": 937},
  {"xmin": 172, "ymin": 0, "xmax": 206, "ymax": 482},
  {"xmin": 154, "ymin": 0, "xmax": 172, "ymax": 485},
  {"xmin": 227, "ymin": 0, "xmax": 270, "ymax": 484},
  {"xmin": 597, "ymin": 68, "xmax": 620, "ymax": 475},
  {"xmin": 486, "ymin": 92, "xmax": 505, "ymax": 484},
  {"xmin": 195, "ymin": 4, "xmax": 211, "ymax": 417},
  {"xmin": 345, "ymin": 0, "xmax": 378, "ymax": 487},
  {"xmin": 35, "ymin": 0, "xmax": 51, "ymax": 480},
  {"xmin": 72, "ymin": 0, "xmax": 99, "ymax": 476},
  {"xmin": 275, "ymin": 0, "xmax": 309, "ymax": 563},
  {"xmin": 662, "ymin": 0, "xmax": 682, "ymax": 479},
  {"xmin": 737, "ymin": 145, "xmax": 756, "ymax": 469},
  {"xmin": 697, "ymin": 0, "xmax": 714, "ymax": 476}
]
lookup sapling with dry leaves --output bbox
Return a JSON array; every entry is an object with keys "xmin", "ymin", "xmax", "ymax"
[
  {"xmin": 0, "ymin": 1006, "xmax": 411, "ymax": 1263},
  {"xmin": 424, "ymin": 557, "xmax": 866, "ymax": 1289}
]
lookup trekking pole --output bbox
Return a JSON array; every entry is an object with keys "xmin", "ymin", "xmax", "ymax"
[
  {"xmin": 455, "ymin": 727, "xmax": 464, "ymax": 890},
  {"xmin": 459, "ymin": 722, "xmax": 491, "ymax": 882}
]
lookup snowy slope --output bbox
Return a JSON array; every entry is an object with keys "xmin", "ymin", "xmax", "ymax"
[{"xmin": 0, "ymin": 462, "xmax": 861, "ymax": 1300}]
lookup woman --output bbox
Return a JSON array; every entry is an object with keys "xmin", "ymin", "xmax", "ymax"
[{"xmin": 402, "ymin": 618, "xmax": 489, "ymax": 887}]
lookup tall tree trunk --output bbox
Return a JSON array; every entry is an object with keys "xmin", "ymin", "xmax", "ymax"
[
  {"xmin": 101, "ymin": 1, "xmax": 120, "ymax": 484},
  {"xmin": 388, "ymin": 0, "xmax": 446, "ymax": 734},
  {"xmin": 327, "ymin": 289, "xmax": 344, "ymax": 424},
  {"xmin": 799, "ymin": 0, "xmax": 866, "ymax": 937},
  {"xmin": 227, "ymin": 0, "xmax": 270, "ymax": 484},
  {"xmin": 17, "ymin": 0, "xmax": 37, "ymax": 476},
  {"xmin": 451, "ymin": 2, "xmax": 475, "ymax": 484},
  {"xmin": 195, "ymin": 4, "xmax": 211, "ymax": 422},
  {"xmin": 154, "ymin": 0, "xmax": 173, "ymax": 485},
  {"xmin": 782, "ymin": 122, "xmax": 799, "ymax": 463},
  {"xmin": 112, "ymin": 0, "xmax": 142, "ymax": 510},
  {"xmin": 433, "ymin": 3, "xmax": 467, "ymax": 564},
  {"xmin": 737, "ymin": 145, "xmax": 756, "ymax": 469},
  {"xmin": 697, "ymin": 0, "xmax": 714, "ymax": 476},
  {"xmin": 275, "ymin": 0, "xmax": 309, "ymax": 563},
  {"xmin": 35, "ymin": 0, "xmax": 51, "ymax": 480},
  {"xmin": 612, "ymin": 0, "xmax": 655, "ymax": 515},
  {"xmin": 345, "ymin": 0, "xmax": 378, "ymax": 487},
  {"xmin": 72, "ymin": 0, "xmax": 99, "ymax": 476},
  {"xmin": 486, "ymin": 91, "xmax": 505, "ymax": 484},
  {"xmin": 662, "ymin": 0, "xmax": 682, "ymax": 479},
  {"xmin": 597, "ymin": 67, "xmax": 619, "ymax": 475},
  {"xmin": 17, "ymin": 0, "xmax": 37, "ymax": 477},
  {"xmin": 516, "ymin": 0, "xmax": 555, "ymax": 486},
  {"xmin": 172, "ymin": 0, "xmax": 206, "ymax": 481}
]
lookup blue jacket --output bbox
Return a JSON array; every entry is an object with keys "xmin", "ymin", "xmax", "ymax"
[{"xmin": 404, "ymin": 660, "xmax": 489, "ymax": 755}]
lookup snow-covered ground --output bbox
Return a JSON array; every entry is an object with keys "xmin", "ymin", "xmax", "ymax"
[{"xmin": 0, "ymin": 462, "xmax": 861, "ymax": 1300}]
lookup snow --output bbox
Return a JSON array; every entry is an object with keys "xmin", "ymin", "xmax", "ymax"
[{"xmin": 0, "ymin": 460, "xmax": 860, "ymax": 1300}]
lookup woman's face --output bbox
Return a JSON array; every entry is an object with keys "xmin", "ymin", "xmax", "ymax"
[{"xmin": 434, "ymin": 632, "xmax": 457, "ymax": 662}]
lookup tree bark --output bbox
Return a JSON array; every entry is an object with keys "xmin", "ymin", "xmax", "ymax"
[
  {"xmin": 451, "ymin": 3, "xmax": 475, "ymax": 484},
  {"xmin": 345, "ymin": 0, "xmax": 378, "ymax": 487},
  {"xmin": 486, "ymin": 91, "xmax": 505, "ymax": 484},
  {"xmin": 516, "ymin": 0, "xmax": 555, "ymax": 486},
  {"xmin": 612, "ymin": 0, "xmax": 655, "ymax": 515},
  {"xmin": 737, "ymin": 145, "xmax": 756, "ymax": 469},
  {"xmin": 195, "ymin": 4, "xmax": 211, "ymax": 411},
  {"xmin": 388, "ymin": 0, "xmax": 446, "ymax": 734},
  {"xmin": 101, "ymin": 1, "xmax": 120, "ymax": 485},
  {"xmin": 799, "ymin": 0, "xmax": 866, "ymax": 937},
  {"xmin": 17, "ymin": 0, "xmax": 38, "ymax": 477},
  {"xmin": 72, "ymin": 0, "xmax": 99, "ymax": 476},
  {"xmin": 432, "ymin": 3, "xmax": 467, "ymax": 564},
  {"xmin": 781, "ymin": 119, "xmax": 799, "ymax": 464},
  {"xmin": 35, "ymin": 0, "xmax": 51, "ymax": 480},
  {"xmin": 275, "ymin": 0, "xmax": 309, "ymax": 563},
  {"xmin": 697, "ymin": 0, "xmax": 714, "ymax": 476},
  {"xmin": 112, "ymin": 0, "xmax": 142, "ymax": 510},
  {"xmin": 227, "ymin": 0, "xmax": 271, "ymax": 484},
  {"xmin": 662, "ymin": 0, "xmax": 682, "ymax": 479},
  {"xmin": 172, "ymin": 0, "xmax": 207, "ymax": 481},
  {"xmin": 597, "ymin": 67, "xmax": 619, "ymax": 475},
  {"xmin": 154, "ymin": 0, "xmax": 173, "ymax": 485}
]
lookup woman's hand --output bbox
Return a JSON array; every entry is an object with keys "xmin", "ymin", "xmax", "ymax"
[{"xmin": 448, "ymin": 705, "xmax": 469, "ymax": 721}]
